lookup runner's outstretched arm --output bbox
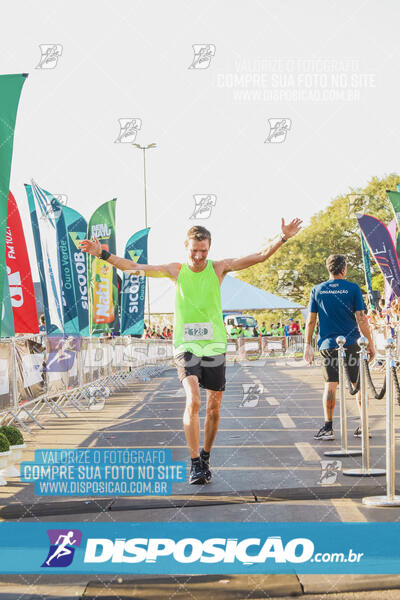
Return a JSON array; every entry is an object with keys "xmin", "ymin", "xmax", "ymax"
[
  {"xmin": 220, "ymin": 217, "xmax": 302, "ymax": 273},
  {"xmin": 79, "ymin": 237, "xmax": 178, "ymax": 279}
]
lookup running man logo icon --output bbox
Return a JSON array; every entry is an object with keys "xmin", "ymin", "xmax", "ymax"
[
  {"xmin": 265, "ymin": 118, "xmax": 292, "ymax": 143},
  {"xmin": 188, "ymin": 44, "xmax": 216, "ymax": 69},
  {"xmin": 115, "ymin": 118, "xmax": 142, "ymax": 143},
  {"xmin": 318, "ymin": 460, "xmax": 342, "ymax": 485},
  {"xmin": 240, "ymin": 383, "xmax": 264, "ymax": 408},
  {"xmin": 44, "ymin": 336, "xmax": 80, "ymax": 373},
  {"xmin": 42, "ymin": 529, "xmax": 82, "ymax": 567},
  {"xmin": 190, "ymin": 195, "xmax": 217, "ymax": 219},
  {"xmin": 36, "ymin": 44, "xmax": 63, "ymax": 69}
]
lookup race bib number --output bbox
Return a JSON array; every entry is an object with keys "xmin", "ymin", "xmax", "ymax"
[{"xmin": 183, "ymin": 322, "xmax": 213, "ymax": 341}]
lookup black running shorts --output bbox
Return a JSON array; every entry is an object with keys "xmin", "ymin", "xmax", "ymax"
[
  {"xmin": 320, "ymin": 344, "xmax": 360, "ymax": 383},
  {"xmin": 175, "ymin": 352, "xmax": 226, "ymax": 391}
]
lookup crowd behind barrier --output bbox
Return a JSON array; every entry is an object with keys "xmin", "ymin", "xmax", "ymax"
[{"xmin": 0, "ymin": 335, "xmax": 174, "ymax": 432}]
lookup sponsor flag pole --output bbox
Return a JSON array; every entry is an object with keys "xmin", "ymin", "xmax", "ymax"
[
  {"xmin": 121, "ymin": 228, "xmax": 150, "ymax": 336},
  {"xmin": 25, "ymin": 181, "xmax": 64, "ymax": 335},
  {"xmin": 356, "ymin": 213, "xmax": 400, "ymax": 298},
  {"xmin": 5, "ymin": 191, "xmax": 38, "ymax": 334},
  {"xmin": 58, "ymin": 205, "xmax": 89, "ymax": 336},
  {"xmin": 360, "ymin": 231, "xmax": 375, "ymax": 310},
  {"xmin": 0, "ymin": 74, "xmax": 28, "ymax": 336},
  {"xmin": 87, "ymin": 199, "xmax": 119, "ymax": 336}
]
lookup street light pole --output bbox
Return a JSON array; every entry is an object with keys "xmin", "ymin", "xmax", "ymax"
[{"xmin": 133, "ymin": 143, "xmax": 156, "ymax": 329}]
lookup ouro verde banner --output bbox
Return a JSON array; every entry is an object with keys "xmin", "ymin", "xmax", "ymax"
[
  {"xmin": 55, "ymin": 203, "xmax": 89, "ymax": 336},
  {"xmin": 87, "ymin": 199, "xmax": 119, "ymax": 335}
]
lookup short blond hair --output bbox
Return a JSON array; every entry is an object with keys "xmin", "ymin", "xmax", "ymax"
[{"xmin": 185, "ymin": 226, "xmax": 211, "ymax": 246}]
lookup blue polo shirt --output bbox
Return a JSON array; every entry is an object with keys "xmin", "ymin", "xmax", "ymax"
[{"xmin": 308, "ymin": 279, "xmax": 366, "ymax": 350}]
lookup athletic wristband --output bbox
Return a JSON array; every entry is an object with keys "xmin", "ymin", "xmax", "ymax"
[
  {"xmin": 280, "ymin": 233, "xmax": 288, "ymax": 243},
  {"xmin": 100, "ymin": 249, "xmax": 111, "ymax": 261}
]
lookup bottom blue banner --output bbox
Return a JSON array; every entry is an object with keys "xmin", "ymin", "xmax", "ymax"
[{"xmin": 0, "ymin": 522, "xmax": 398, "ymax": 574}]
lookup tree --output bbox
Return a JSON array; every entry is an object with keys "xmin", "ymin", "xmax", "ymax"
[{"xmin": 238, "ymin": 174, "xmax": 400, "ymax": 306}]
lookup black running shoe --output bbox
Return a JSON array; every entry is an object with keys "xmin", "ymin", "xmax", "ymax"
[
  {"xmin": 314, "ymin": 426, "xmax": 335, "ymax": 440},
  {"xmin": 354, "ymin": 426, "xmax": 372, "ymax": 439},
  {"xmin": 200, "ymin": 450, "xmax": 212, "ymax": 483},
  {"xmin": 189, "ymin": 460, "xmax": 207, "ymax": 485}
]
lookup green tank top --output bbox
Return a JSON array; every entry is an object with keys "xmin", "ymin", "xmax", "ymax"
[{"xmin": 174, "ymin": 260, "xmax": 227, "ymax": 357}]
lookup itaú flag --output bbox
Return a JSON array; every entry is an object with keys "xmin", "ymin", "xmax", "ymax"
[
  {"xmin": 356, "ymin": 213, "xmax": 400, "ymax": 298},
  {"xmin": 6, "ymin": 191, "xmax": 38, "ymax": 333}
]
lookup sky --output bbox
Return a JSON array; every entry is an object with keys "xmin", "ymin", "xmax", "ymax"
[{"xmin": 3, "ymin": 0, "xmax": 400, "ymax": 283}]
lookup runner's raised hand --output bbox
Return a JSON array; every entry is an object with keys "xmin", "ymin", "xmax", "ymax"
[
  {"xmin": 79, "ymin": 237, "xmax": 102, "ymax": 257},
  {"xmin": 281, "ymin": 217, "xmax": 302, "ymax": 239}
]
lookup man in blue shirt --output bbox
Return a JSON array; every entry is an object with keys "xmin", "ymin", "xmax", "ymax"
[{"xmin": 303, "ymin": 254, "xmax": 375, "ymax": 440}]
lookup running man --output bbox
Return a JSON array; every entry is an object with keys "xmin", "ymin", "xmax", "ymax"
[
  {"xmin": 303, "ymin": 254, "xmax": 375, "ymax": 440},
  {"xmin": 45, "ymin": 531, "xmax": 77, "ymax": 566},
  {"xmin": 80, "ymin": 218, "xmax": 302, "ymax": 484}
]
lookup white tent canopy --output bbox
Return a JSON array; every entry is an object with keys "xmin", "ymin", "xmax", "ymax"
[{"xmin": 148, "ymin": 273, "xmax": 304, "ymax": 314}]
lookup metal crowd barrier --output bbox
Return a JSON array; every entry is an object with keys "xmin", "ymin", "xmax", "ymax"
[
  {"xmin": 0, "ymin": 335, "xmax": 174, "ymax": 432},
  {"xmin": 363, "ymin": 338, "xmax": 400, "ymax": 506},
  {"xmin": 324, "ymin": 336, "xmax": 362, "ymax": 459},
  {"xmin": 341, "ymin": 337, "xmax": 385, "ymax": 478},
  {"xmin": 226, "ymin": 334, "xmax": 311, "ymax": 362}
]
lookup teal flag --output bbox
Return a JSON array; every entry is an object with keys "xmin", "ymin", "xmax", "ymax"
[
  {"xmin": 0, "ymin": 74, "xmax": 27, "ymax": 336},
  {"xmin": 386, "ymin": 190, "xmax": 400, "ymax": 258},
  {"xmin": 121, "ymin": 228, "xmax": 149, "ymax": 336},
  {"xmin": 61, "ymin": 205, "xmax": 89, "ymax": 336}
]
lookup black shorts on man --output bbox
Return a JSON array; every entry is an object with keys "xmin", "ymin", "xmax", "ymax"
[
  {"xmin": 320, "ymin": 344, "xmax": 360, "ymax": 383},
  {"xmin": 175, "ymin": 352, "xmax": 226, "ymax": 391}
]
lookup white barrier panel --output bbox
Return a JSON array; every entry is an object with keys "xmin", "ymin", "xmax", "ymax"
[
  {"xmin": 243, "ymin": 341, "xmax": 259, "ymax": 351},
  {"xmin": 112, "ymin": 343, "xmax": 125, "ymax": 368},
  {"xmin": 21, "ymin": 353, "xmax": 43, "ymax": 388},
  {"xmin": 0, "ymin": 358, "xmax": 9, "ymax": 396}
]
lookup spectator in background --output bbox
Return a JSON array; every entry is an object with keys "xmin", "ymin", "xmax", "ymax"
[
  {"xmin": 260, "ymin": 321, "xmax": 268, "ymax": 336},
  {"xmin": 289, "ymin": 318, "xmax": 300, "ymax": 336},
  {"xmin": 284, "ymin": 322, "xmax": 290, "ymax": 337},
  {"xmin": 243, "ymin": 326, "xmax": 253, "ymax": 337},
  {"xmin": 39, "ymin": 314, "xmax": 46, "ymax": 333},
  {"xmin": 253, "ymin": 324, "xmax": 259, "ymax": 337},
  {"xmin": 269, "ymin": 323, "xmax": 275, "ymax": 336},
  {"xmin": 378, "ymin": 297, "xmax": 386, "ymax": 315},
  {"xmin": 276, "ymin": 322, "xmax": 284, "ymax": 336},
  {"xmin": 367, "ymin": 309, "xmax": 378, "ymax": 330},
  {"xmin": 229, "ymin": 325, "xmax": 239, "ymax": 339},
  {"xmin": 236, "ymin": 324, "xmax": 244, "ymax": 338}
]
